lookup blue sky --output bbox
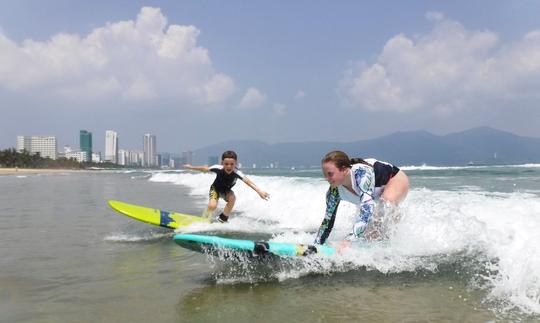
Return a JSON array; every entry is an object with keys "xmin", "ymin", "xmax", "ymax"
[{"xmin": 1, "ymin": 1, "xmax": 540, "ymax": 153}]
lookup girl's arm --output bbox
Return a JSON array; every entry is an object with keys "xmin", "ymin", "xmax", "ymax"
[
  {"xmin": 335, "ymin": 191, "xmax": 373, "ymax": 253},
  {"xmin": 346, "ymin": 194, "xmax": 374, "ymax": 241},
  {"xmin": 183, "ymin": 164, "xmax": 209, "ymax": 172},
  {"xmin": 314, "ymin": 186, "xmax": 340, "ymax": 245},
  {"xmin": 242, "ymin": 176, "xmax": 269, "ymax": 200},
  {"xmin": 346, "ymin": 167, "xmax": 375, "ymax": 241}
]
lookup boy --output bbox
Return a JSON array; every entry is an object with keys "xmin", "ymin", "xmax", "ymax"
[{"xmin": 183, "ymin": 150, "xmax": 269, "ymax": 222}]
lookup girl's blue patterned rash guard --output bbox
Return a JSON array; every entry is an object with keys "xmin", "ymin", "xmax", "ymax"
[{"xmin": 314, "ymin": 159, "xmax": 400, "ymax": 245}]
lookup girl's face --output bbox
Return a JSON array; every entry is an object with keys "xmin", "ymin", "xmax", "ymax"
[
  {"xmin": 222, "ymin": 158, "xmax": 237, "ymax": 174},
  {"xmin": 322, "ymin": 162, "xmax": 348, "ymax": 188}
]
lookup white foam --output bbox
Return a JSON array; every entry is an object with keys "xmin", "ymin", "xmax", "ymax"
[
  {"xmin": 400, "ymin": 164, "xmax": 473, "ymax": 171},
  {"xmin": 401, "ymin": 163, "xmax": 540, "ymax": 171},
  {"xmin": 104, "ymin": 231, "xmax": 171, "ymax": 242},
  {"xmin": 149, "ymin": 171, "xmax": 540, "ymax": 314}
]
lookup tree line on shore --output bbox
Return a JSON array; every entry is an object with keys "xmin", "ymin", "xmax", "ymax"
[{"xmin": 0, "ymin": 148, "xmax": 122, "ymax": 169}]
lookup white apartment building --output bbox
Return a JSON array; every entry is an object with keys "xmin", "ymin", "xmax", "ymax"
[
  {"xmin": 16, "ymin": 136, "xmax": 57, "ymax": 159},
  {"xmin": 65, "ymin": 151, "xmax": 88, "ymax": 163},
  {"xmin": 92, "ymin": 152, "xmax": 101, "ymax": 163},
  {"xmin": 60, "ymin": 145, "xmax": 87, "ymax": 162},
  {"xmin": 143, "ymin": 134, "xmax": 157, "ymax": 167},
  {"xmin": 118, "ymin": 149, "xmax": 127, "ymax": 166},
  {"xmin": 105, "ymin": 130, "xmax": 118, "ymax": 163},
  {"xmin": 118, "ymin": 149, "xmax": 144, "ymax": 166}
]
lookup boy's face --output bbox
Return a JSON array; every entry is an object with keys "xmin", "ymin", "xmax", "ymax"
[{"xmin": 222, "ymin": 158, "xmax": 237, "ymax": 174}]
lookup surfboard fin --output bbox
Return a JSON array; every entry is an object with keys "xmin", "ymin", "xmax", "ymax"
[
  {"xmin": 302, "ymin": 245, "xmax": 318, "ymax": 256},
  {"xmin": 253, "ymin": 241, "xmax": 270, "ymax": 255}
]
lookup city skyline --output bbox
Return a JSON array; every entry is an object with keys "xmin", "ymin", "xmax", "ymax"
[{"xmin": 13, "ymin": 130, "xmax": 167, "ymax": 163}]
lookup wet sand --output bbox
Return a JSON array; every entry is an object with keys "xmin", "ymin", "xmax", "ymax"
[{"xmin": 0, "ymin": 167, "xmax": 85, "ymax": 175}]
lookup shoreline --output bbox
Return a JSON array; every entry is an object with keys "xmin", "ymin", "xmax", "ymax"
[{"xmin": 0, "ymin": 167, "xmax": 87, "ymax": 175}]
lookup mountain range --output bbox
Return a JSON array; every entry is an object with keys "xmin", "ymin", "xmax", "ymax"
[{"xmin": 190, "ymin": 127, "xmax": 540, "ymax": 167}]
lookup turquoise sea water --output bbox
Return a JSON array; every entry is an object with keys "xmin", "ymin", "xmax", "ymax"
[{"xmin": 1, "ymin": 165, "xmax": 540, "ymax": 322}]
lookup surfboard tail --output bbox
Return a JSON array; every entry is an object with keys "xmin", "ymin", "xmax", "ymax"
[{"xmin": 108, "ymin": 200, "xmax": 210, "ymax": 229}]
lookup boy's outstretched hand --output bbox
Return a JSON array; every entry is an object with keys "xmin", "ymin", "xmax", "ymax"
[{"xmin": 258, "ymin": 190, "xmax": 270, "ymax": 200}]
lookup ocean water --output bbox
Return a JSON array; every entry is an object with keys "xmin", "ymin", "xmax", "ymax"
[{"xmin": 1, "ymin": 165, "xmax": 540, "ymax": 322}]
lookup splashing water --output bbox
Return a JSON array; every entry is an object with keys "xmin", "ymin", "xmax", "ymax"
[{"xmin": 148, "ymin": 168, "xmax": 540, "ymax": 315}]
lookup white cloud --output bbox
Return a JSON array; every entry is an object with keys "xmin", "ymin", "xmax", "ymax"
[
  {"xmin": 0, "ymin": 7, "xmax": 235, "ymax": 104},
  {"xmin": 238, "ymin": 87, "xmax": 267, "ymax": 109},
  {"xmin": 294, "ymin": 90, "xmax": 305, "ymax": 100},
  {"xmin": 272, "ymin": 103, "xmax": 287, "ymax": 116},
  {"xmin": 338, "ymin": 14, "xmax": 540, "ymax": 114}
]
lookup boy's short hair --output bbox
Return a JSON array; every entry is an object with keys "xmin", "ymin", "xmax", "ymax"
[{"xmin": 221, "ymin": 150, "xmax": 238, "ymax": 161}]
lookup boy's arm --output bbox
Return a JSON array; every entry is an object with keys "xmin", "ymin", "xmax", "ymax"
[
  {"xmin": 242, "ymin": 176, "xmax": 270, "ymax": 200},
  {"xmin": 183, "ymin": 164, "xmax": 209, "ymax": 172}
]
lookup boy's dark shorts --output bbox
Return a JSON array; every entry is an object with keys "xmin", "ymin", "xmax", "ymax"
[{"xmin": 209, "ymin": 185, "xmax": 232, "ymax": 202}]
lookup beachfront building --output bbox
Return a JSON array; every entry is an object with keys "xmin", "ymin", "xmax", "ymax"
[
  {"xmin": 104, "ymin": 130, "xmax": 118, "ymax": 164},
  {"xmin": 159, "ymin": 153, "xmax": 171, "ymax": 168},
  {"xmin": 118, "ymin": 149, "xmax": 127, "ymax": 166},
  {"xmin": 79, "ymin": 130, "xmax": 92, "ymax": 162},
  {"xmin": 16, "ymin": 135, "xmax": 57, "ymax": 159},
  {"xmin": 131, "ymin": 150, "xmax": 144, "ymax": 166},
  {"xmin": 92, "ymin": 152, "xmax": 101, "ymax": 163},
  {"xmin": 64, "ymin": 150, "xmax": 89, "ymax": 163},
  {"xmin": 117, "ymin": 149, "xmax": 143, "ymax": 166},
  {"xmin": 61, "ymin": 146, "xmax": 88, "ymax": 163},
  {"xmin": 143, "ymin": 134, "xmax": 157, "ymax": 167}
]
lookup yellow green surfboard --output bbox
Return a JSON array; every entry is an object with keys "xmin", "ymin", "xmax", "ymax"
[{"xmin": 108, "ymin": 200, "xmax": 210, "ymax": 229}]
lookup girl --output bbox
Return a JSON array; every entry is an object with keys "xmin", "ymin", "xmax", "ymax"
[{"xmin": 315, "ymin": 151, "xmax": 409, "ymax": 251}]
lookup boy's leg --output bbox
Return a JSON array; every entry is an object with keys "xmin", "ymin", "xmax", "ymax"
[
  {"xmin": 223, "ymin": 191, "xmax": 236, "ymax": 216},
  {"xmin": 218, "ymin": 191, "xmax": 236, "ymax": 222},
  {"xmin": 203, "ymin": 187, "xmax": 219, "ymax": 218},
  {"xmin": 202, "ymin": 198, "xmax": 218, "ymax": 218}
]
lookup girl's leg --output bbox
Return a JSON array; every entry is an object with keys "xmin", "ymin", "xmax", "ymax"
[{"xmin": 381, "ymin": 170, "xmax": 409, "ymax": 204}]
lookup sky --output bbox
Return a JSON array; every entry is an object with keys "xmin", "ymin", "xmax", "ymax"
[{"xmin": 1, "ymin": 0, "xmax": 540, "ymax": 153}]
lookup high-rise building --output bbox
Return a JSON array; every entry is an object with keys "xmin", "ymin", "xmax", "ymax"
[
  {"xmin": 17, "ymin": 136, "xmax": 30, "ymax": 152},
  {"xmin": 143, "ymin": 134, "xmax": 157, "ymax": 167},
  {"xmin": 16, "ymin": 136, "xmax": 57, "ymax": 159},
  {"xmin": 131, "ymin": 151, "xmax": 144, "ymax": 166},
  {"xmin": 79, "ymin": 130, "xmax": 92, "ymax": 162},
  {"xmin": 117, "ymin": 149, "xmax": 127, "ymax": 166},
  {"xmin": 105, "ymin": 130, "xmax": 118, "ymax": 163},
  {"xmin": 160, "ymin": 153, "xmax": 172, "ymax": 168}
]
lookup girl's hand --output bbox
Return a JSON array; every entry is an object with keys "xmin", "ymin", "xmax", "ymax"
[{"xmin": 334, "ymin": 240, "xmax": 352, "ymax": 254}]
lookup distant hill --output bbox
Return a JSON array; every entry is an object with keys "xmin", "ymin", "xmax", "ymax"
[{"xmin": 191, "ymin": 127, "xmax": 540, "ymax": 167}]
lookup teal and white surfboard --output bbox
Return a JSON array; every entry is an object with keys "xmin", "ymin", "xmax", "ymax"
[{"xmin": 173, "ymin": 233, "xmax": 336, "ymax": 257}]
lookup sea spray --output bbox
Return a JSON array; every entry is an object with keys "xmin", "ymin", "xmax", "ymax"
[{"xmin": 148, "ymin": 169, "xmax": 540, "ymax": 314}]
